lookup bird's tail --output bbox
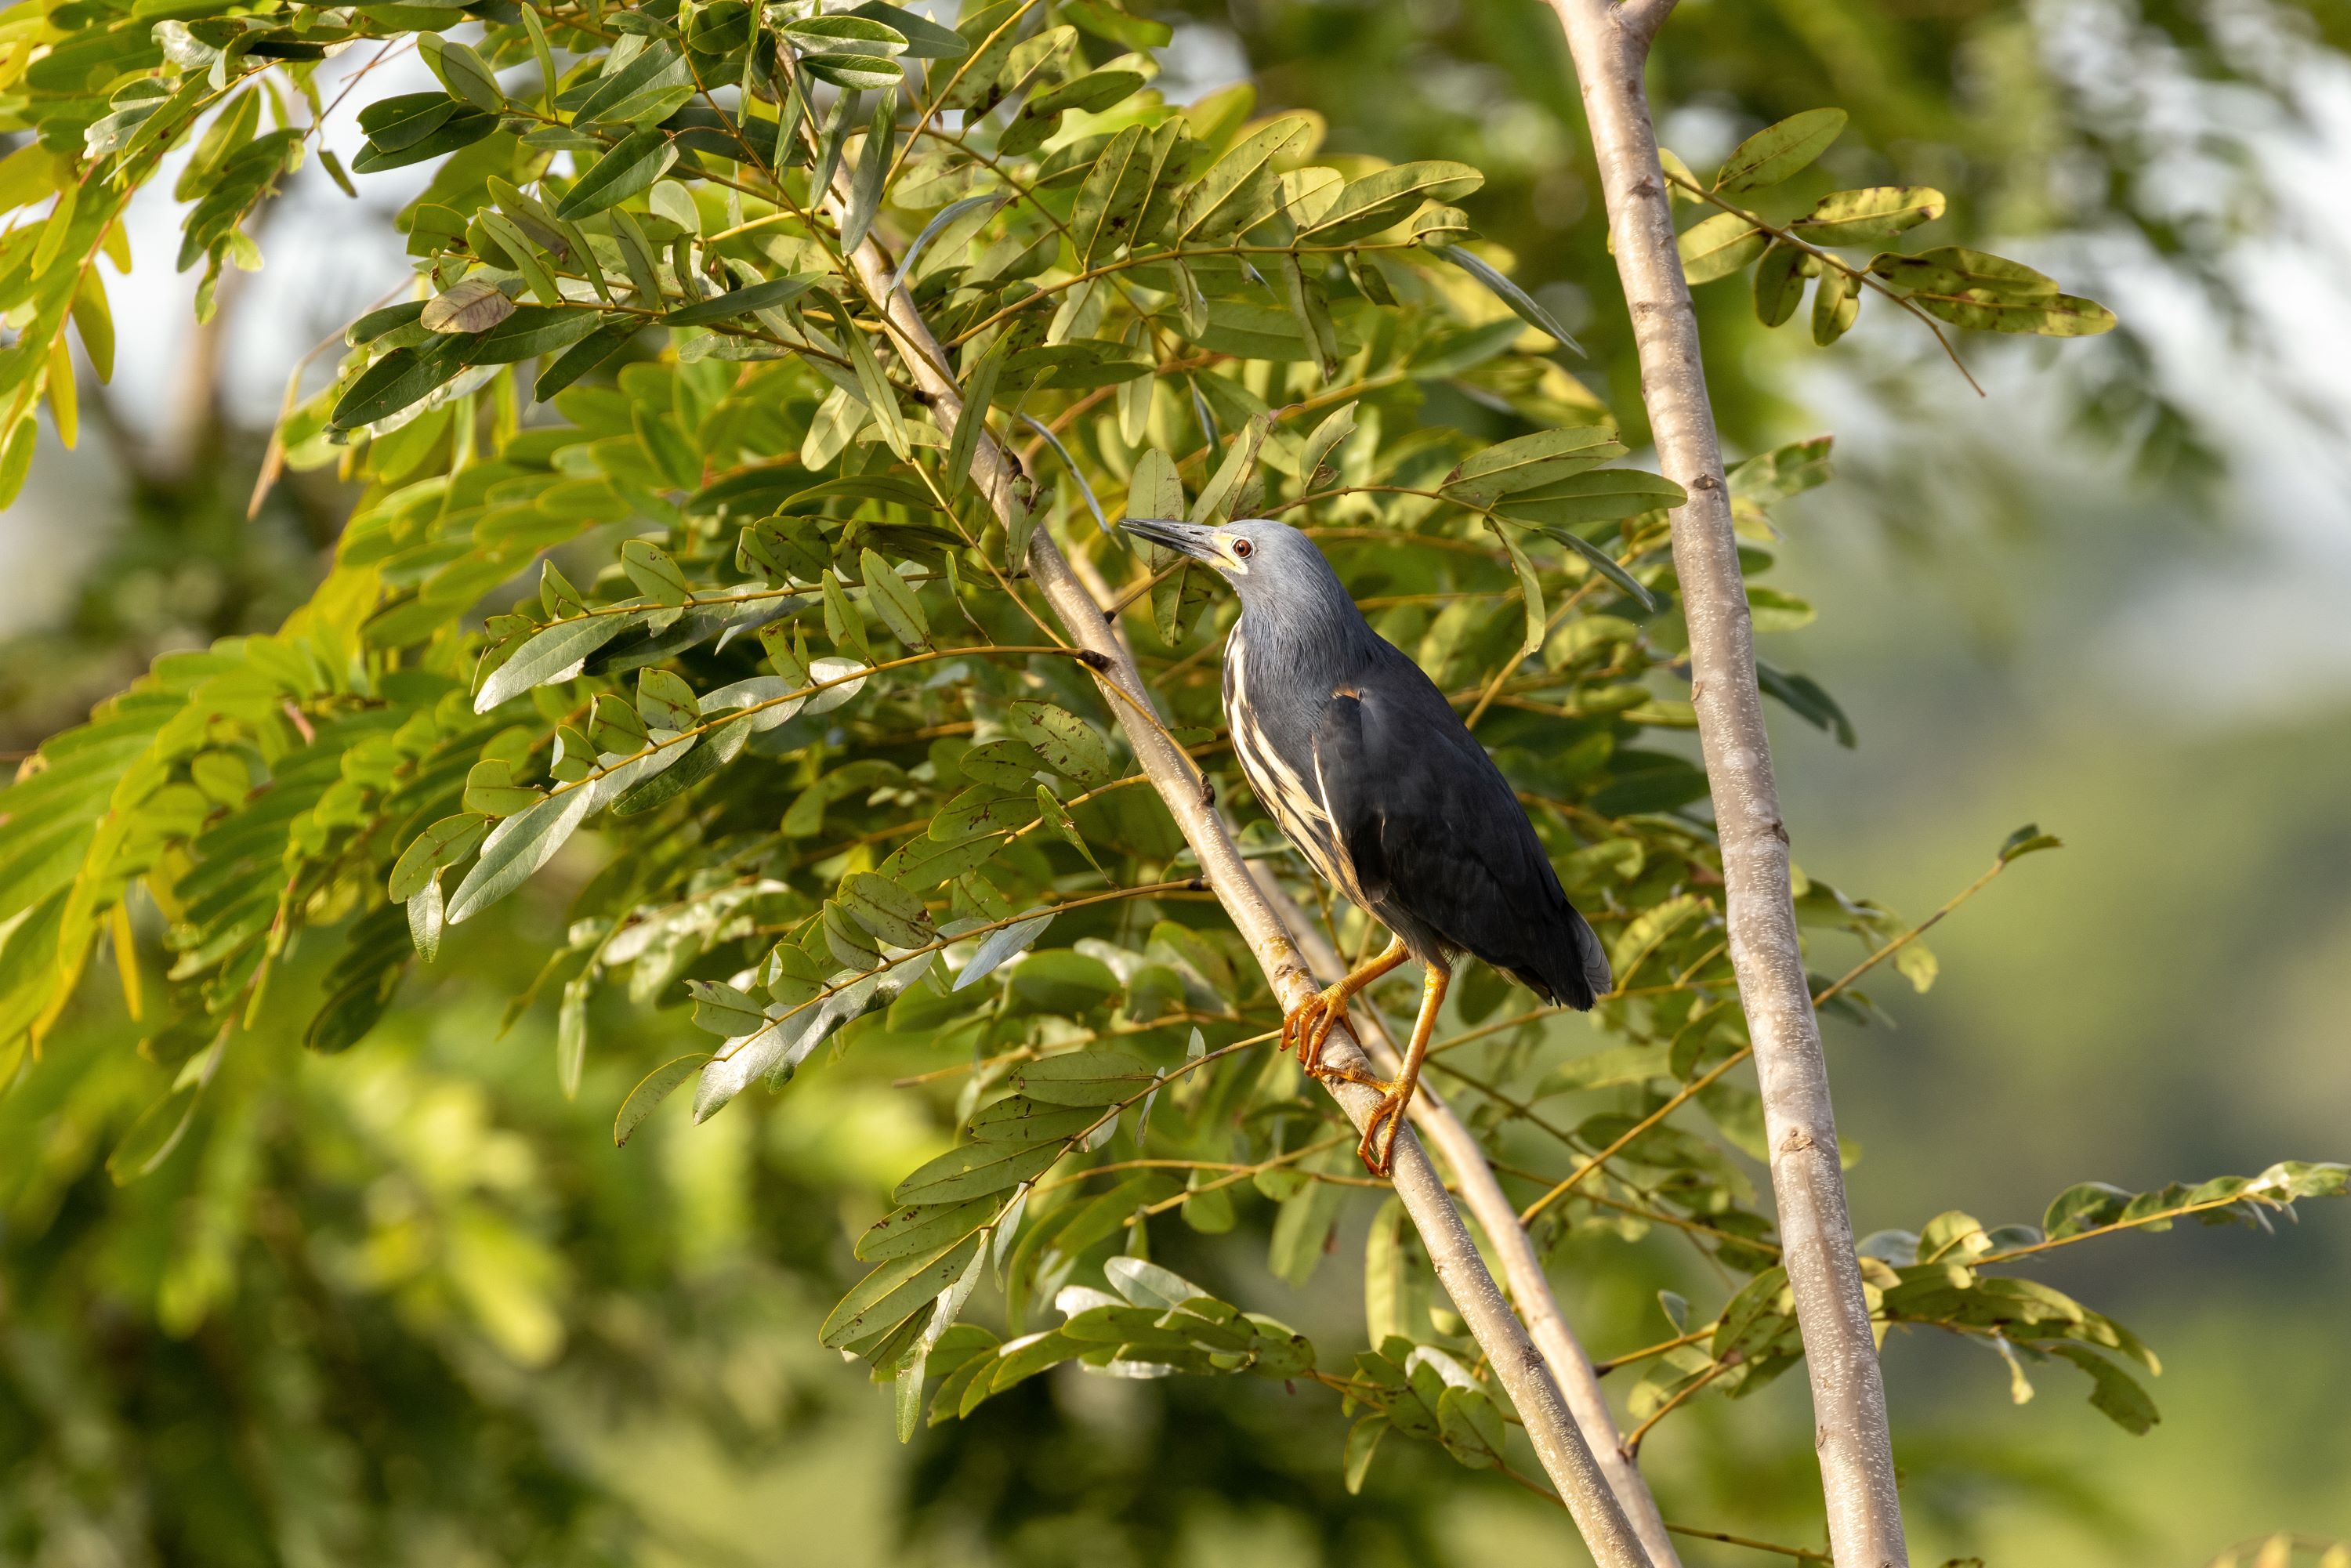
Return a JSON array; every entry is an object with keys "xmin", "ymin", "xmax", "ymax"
[
  {"xmin": 1567, "ymin": 907, "xmax": 1613, "ymax": 1009},
  {"xmin": 1506, "ymin": 907, "xmax": 1614, "ymax": 1011}
]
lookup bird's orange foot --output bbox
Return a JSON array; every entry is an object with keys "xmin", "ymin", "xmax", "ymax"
[
  {"xmin": 1356, "ymin": 1080, "xmax": 1418, "ymax": 1177},
  {"xmin": 1279, "ymin": 983, "xmax": 1355, "ymax": 1077}
]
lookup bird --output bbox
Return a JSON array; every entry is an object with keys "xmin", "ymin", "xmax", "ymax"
[{"xmin": 1119, "ymin": 516, "xmax": 1613, "ymax": 1175}]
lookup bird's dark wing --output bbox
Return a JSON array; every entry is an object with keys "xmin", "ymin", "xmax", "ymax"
[{"xmin": 1311, "ymin": 654, "xmax": 1611, "ymax": 1009}]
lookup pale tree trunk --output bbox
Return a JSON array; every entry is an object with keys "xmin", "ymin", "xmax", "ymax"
[
  {"xmin": 836, "ymin": 221, "xmax": 1656, "ymax": 1568},
  {"xmin": 1539, "ymin": 2, "xmax": 1911, "ymax": 1563},
  {"xmin": 1253, "ymin": 869, "xmax": 1684, "ymax": 1568}
]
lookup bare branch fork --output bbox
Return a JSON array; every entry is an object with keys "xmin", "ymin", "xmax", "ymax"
[
  {"xmin": 1541, "ymin": 1, "xmax": 1912, "ymax": 1563},
  {"xmin": 834, "ymin": 208, "xmax": 1656, "ymax": 1568}
]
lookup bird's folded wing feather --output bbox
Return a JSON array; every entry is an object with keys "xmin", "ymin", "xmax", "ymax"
[{"xmin": 1313, "ymin": 668, "xmax": 1610, "ymax": 1003}]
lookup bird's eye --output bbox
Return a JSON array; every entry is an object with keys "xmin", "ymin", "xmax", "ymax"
[{"xmin": 1233, "ymin": 539, "xmax": 1254, "ymax": 558}]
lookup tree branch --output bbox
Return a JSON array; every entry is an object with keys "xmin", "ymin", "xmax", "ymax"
[
  {"xmin": 1615, "ymin": 0, "xmax": 1678, "ymax": 45},
  {"xmin": 1539, "ymin": 4, "xmax": 1911, "ymax": 1563},
  {"xmin": 834, "ymin": 197, "xmax": 1656, "ymax": 1568},
  {"xmin": 1253, "ymin": 867, "xmax": 1685, "ymax": 1568}
]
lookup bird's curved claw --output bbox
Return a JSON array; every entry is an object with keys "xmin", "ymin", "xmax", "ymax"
[
  {"xmin": 1364, "ymin": 1091, "xmax": 1392, "ymax": 1175},
  {"xmin": 1279, "ymin": 983, "xmax": 1353, "ymax": 1077},
  {"xmin": 1357, "ymin": 1082, "xmax": 1413, "ymax": 1178}
]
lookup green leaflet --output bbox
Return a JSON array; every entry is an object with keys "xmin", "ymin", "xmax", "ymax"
[
  {"xmin": 1426, "ymin": 244, "xmax": 1581, "ymax": 352},
  {"xmin": 1071, "ymin": 123, "xmax": 1154, "ymax": 269},
  {"xmin": 840, "ymin": 869, "xmax": 933, "ymax": 947},
  {"xmin": 686, "ymin": 979, "xmax": 770, "ymax": 1036},
  {"xmin": 474, "ymin": 613, "xmax": 643, "ymax": 712},
  {"xmin": 1005, "ymin": 701, "xmax": 1114, "ymax": 788},
  {"xmin": 800, "ymin": 52, "xmax": 905, "ymax": 91},
  {"xmin": 1190, "ymin": 411, "xmax": 1271, "ymax": 527},
  {"xmin": 610, "ymin": 716, "xmax": 751, "ymax": 817},
  {"xmin": 614, "ymin": 1054, "xmax": 710, "ymax": 1145},
  {"xmin": 858, "ymin": 1198, "xmax": 1005, "ymax": 1262},
  {"xmin": 1714, "ymin": 107, "xmax": 1846, "ymax": 194},
  {"xmin": 462, "ymin": 759, "xmax": 542, "ymax": 817},
  {"xmin": 352, "ymin": 106, "xmax": 497, "ymax": 172},
  {"xmin": 571, "ymin": 45, "xmax": 693, "ymax": 125},
  {"xmin": 445, "ymin": 788, "xmax": 595, "ymax": 924},
  {"xmin": 1752, "ymin": 241, "xmax": 1813, "ymax": 327},
  {"xmin": 840, "ymin": 89, "xmax": 899, "ymax": 252},
  {"xmin": 420, "ymin": 33, "xmax": 505, "ymax": 113},
  {"xmin": 847, "ymin": 0, "xmax": 970, "ymax": 57},
  {"xmin": 1441, "ymin": 427, "xmax": 1623, "ymax": 505},
  {"xmin": 781, "ymin": 14, "xmax": 908, "ymax": 54},
  {"xmin": 1176, "ymin": 114, "xmax": 1315, "ymax": 242},
  {"xmin": 1012, "ymin": 1047, "xmax": 1154, "ymax": 1106},
  {"xmin": 1792, "ymin": 186, "xmax": 1947, "ymax": 245},
  {"xmin": 893, "ymin": 1139, "xmax": 1063, "ymax": 1204},
  {"xmin": 946, "ymin": 341, "xmax": 1000, "ymax": 486},
  {"xmin": 820, "ymin": 1232, "xmax": 986, "ymax": 1347},
  {"xmin": 1813, "ymin": 266, "xmax": 1860, "ymax": 344},
  {"xmin": 556, "ymin": 131, "xmax": 679, "ymax": 219},
  {"xmin": 1304, "ymin": 160, "xmax": 1482, "ymax": 244},
  {"xmin": 535, "ymin": 323, "xmax": 637, "ymax": 400},
  {"xmin": 1492, "ymin": 523, "xmax": 1546, "ymax": 662},
  {"xmin": 387, "ymin": 813, "xmax": 487, "ymax": 902},
  {"xmin": 1676, "ymin": 212, "xmax": 1770, "ymax": 285},
  {"xmin": 329, "ymin": 339, "xmax": 469, "ymax": 429},
  {"xmin": 357, "ymin": 92, "xmax": 455, "ymax": 151},
  {"xmin": 966, "ymin": 1096, "xmax": 1100, "ymax": 1146},
  {"xmin": 858, "ymin": 549, "xmax": 929, "ymax": 648},
  {"xmin": 665, "ymin": 274, "xmax": 820, "ymax": 325},
  {"xmin": 1493, "ymin": 467, "xmax": 1686, "ymax": 527}
]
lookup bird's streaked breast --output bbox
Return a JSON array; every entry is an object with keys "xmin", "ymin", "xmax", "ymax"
[{"xmin": 1224, "ymin": 625, "xmax": 1363, "ymax": 904}]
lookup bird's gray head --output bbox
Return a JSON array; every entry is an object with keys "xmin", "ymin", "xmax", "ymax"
[{"xmin": 1118, "ymin": 516, "xmax": 1349, "ymax": 621}]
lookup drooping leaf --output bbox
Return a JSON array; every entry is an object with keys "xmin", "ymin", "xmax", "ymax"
[
  {"xmin": 953, "ymin": 912, "xmax": 1054, "ymax": 990},
  {"xmin": 2049, "ymin": 1345, "xmax": 2160, "ymax": 1435},
  {"xmin": 1426, "ymin": 244, "xmax": 1581, "ymax": 353},
  {"xmin": 1752, "ymin": 241, "xmax": 1813, "ymax": 328},
  {"xmin": 614, "ymin": 1054, "xmax": 710, "ymax": 1145}
]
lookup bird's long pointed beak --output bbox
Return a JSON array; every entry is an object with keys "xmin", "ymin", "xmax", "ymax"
[{"xmin": 1119, "ymin": 516, "xmax": 1217, "ymax": 559}]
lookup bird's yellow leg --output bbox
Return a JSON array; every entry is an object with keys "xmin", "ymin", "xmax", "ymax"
[
  {"xmin": 1357, "ymin": 960, "xmax": 1451, "ymax": 1177},
  {"xmin": 1282, "ymin": 935, "xmax": 1410, "ymax": 1077}
]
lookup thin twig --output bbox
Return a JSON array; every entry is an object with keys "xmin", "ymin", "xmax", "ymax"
[{"xmin": 1663, "ymin": 1523, "xmax": 1831, "ymax": 1563}]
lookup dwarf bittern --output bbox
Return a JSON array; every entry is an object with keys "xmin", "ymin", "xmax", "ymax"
[{"xmin": 1121, "ymin": 516, "xmax": 1613, "ymax": 1175}]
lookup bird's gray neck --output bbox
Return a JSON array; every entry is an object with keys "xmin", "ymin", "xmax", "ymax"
[{"xmin": 1228, "ymin": 591, "xmax": 1385, "ymax": 695}]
